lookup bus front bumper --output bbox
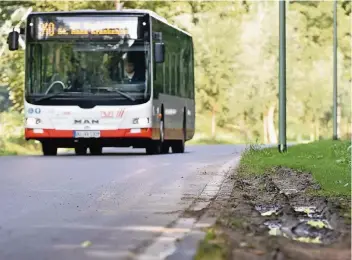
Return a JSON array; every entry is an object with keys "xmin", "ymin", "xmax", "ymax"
[{"xmin": 25, "ymin": 128, "xmax": 152, "ymax": 139}]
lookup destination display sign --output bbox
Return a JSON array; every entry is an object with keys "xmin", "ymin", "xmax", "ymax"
[{"xmin": 33, "ymin": 16, "xmax": 139, "ymax": 40}]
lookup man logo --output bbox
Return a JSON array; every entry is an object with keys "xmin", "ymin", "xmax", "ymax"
[{"xmin": 74, "ymin": 119, "xmax": 99, "ymax": 124}]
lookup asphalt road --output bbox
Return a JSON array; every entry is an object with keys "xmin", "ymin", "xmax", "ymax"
[{"xmin": 0, "ymin": 144, "xmax": 246, "ymax": 260}]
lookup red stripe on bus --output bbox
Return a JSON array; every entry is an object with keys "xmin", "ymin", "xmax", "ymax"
[
  {"xmin": 25, "ymin": 128, "xmax": 193, "ymax": 140},
  {"xmin": 25, "ymin": 128, "xmax": 153, "ymax": 139}
]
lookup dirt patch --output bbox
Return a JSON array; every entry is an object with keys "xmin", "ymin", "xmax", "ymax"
[
  {"xmin": 208, "ymin": 166, "xmax": 351, "ymax": 260},
  {"xmin": 183, "ymin": 207, "xmax": 209, "ymax": 219}
]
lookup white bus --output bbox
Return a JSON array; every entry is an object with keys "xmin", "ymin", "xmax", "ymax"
[{"xmin": 8, "ymin": 9, "xmax": 195, "ymax": 155}]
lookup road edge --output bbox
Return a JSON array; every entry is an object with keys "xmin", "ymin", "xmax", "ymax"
[{"xmin": 135, "ymin": 156, "xmax": 241, "ymax": 260}]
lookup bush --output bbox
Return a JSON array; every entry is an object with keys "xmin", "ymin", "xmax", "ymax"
[{"xmin": 0, "ymin": 111, "xmax": 40, "ymax": 155}]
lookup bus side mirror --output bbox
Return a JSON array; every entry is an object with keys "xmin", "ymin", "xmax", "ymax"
[
  {"xmin": 7, "ymin": 29, "xmax": 19, "ymax": 51},
  {"xmin": 154, "ymin": 42, "xmax": 165, "ymax": 63}
]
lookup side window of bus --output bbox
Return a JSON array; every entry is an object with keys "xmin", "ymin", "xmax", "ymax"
[
  {"xmin": 179, "ymin": 49, "xmax": 184, "ymax": 97},
  {"xmin": 162, "ymin": 57, "xmax": 166, "ymax": 93},
  {"xmin": 174, "ymin": 53, "xmax": 178, "ymax": 96},
  {"xmin": 152, "ymin": 44, "xmax": 161, "ymax": 97},
  {"xmin": 186, "ymin": 47, "xmax": 191, "ymax": 99},
  {"xmin": 185, "ymin": 49, "xmax": 190, "ymax": 98},
  {"xmin": 156, "ymin": 49, "xmax": 163, "ymax": 97},
  {"xmin": 169, "ymin": 53, "xmax": 172, "ymax": 95},
  {"xmin": 183, "ymin": 47, "xmax": 190, "ymax": 99},
  {"xmin": 189, "ymin": 43, "xmax": 194, "ymax": 99},
  {"xmin": 179, "ymin": 53, "xmax": 181, "ymax": 97},
  {"xmin": 164, "ymin": 52, "xmax": 168, "ymax": 94},
  {"xmin": 182, "ymin": 48, "xmax": 189, "ymax": 98},
  {"xmin": 174, "ymin": 52, "xmax": 180, "ymax": 96}
]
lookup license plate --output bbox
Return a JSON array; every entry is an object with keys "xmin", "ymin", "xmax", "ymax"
[{"xmin": 74, "ymin": 131, "xmax": 101, "ymax": 138}]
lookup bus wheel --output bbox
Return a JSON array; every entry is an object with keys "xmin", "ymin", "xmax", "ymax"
[
  {"xmin": 146, "ymin": 111, "xmax": 167, "ymax": 155},
  {"xmin": 42, "ymin": 141, "xmax": 57, "ymax": 156},
  {"xmin": 171, "ymin": 114, "xmax": 186, "ymax": 154},
  {"xmin": 160, "ymin": 116, "xmax": 169, "ymax": 154},
  {"xmin": 171, "ymin": 136, "xmax": 185, "ymax": 154},
  {"xmin": 160, "ymin": 119, "xmax": 165, "ymax": 143},
  {"xmin": 90, "ymin": 145, "xmax": 103, "ymax": 155},
  {"xmin": 161, "ymin": 143, "xmax": 169, "ymax": 154},
  {"xmin": 146, "ymin": 141, "xmax": 161, "ymax": 155},
  {"xmin": 75, "ymin": 146, "xmax": 88, "ymax": 156}
]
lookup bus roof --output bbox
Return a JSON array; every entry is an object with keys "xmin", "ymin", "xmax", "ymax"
[{"xmin": 29, "ymin": 9, "xmax": 192, "ymax": 37}]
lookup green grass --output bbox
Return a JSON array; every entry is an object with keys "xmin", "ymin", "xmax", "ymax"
[
  {"xmin": 240, "ymin": 140, "xmax": 351, "ymax": 197},
  {"xmin": 194, "ymin": 228, "xmax": 228, "ymax": 260}
]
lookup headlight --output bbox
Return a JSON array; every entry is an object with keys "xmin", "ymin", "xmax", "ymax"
[
  {"xmin": 133, "ymin": 117, "xmax": 149, "ymax": 125},
  {"xmin": 26, "ymin": 118, "xmax": 41, "ymax": 125}
]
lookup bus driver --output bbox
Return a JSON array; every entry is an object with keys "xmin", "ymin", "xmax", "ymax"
[{"xmin": 124, "ymin": 61, "xmax": 145, "ymax": 83}]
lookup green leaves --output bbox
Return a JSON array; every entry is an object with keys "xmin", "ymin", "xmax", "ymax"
[{"xmin": 0, "ymin": 1, "xmax": 350, "ymax": 142}]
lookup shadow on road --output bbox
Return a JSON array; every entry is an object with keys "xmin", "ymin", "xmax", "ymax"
[
  {"xmin": 59, "ymin": 152, "xmax": 147, "ymax": 156},
  {"xmin": 3, "ymin": 151, "xmax": 192, "ymax": 157},
  {"xmin": 57, "ymin": 150, "xmax": 192, "ymax": 157}
]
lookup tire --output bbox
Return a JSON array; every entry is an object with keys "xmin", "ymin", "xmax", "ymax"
[
  {"xmin": 171, "ymin": 138, "xmax": 185, "ymax": 154},
  {"xmin": 171, "ymin": 112, "xmax": 186, "ymax": 154},
  {"xmin": 146, "ymin": 110, "xmax": 168, "ymax": 155},
  {"xmin": 90, "ymin": 145, "xmax": 103, "ymax": 155},
  {"xmin": 161, "ymin": 143, "xmax": 169, "ymax": 154},
  {"xmin": 75, "ymin": 146, "xmax": 88, "ymax": 155},
  {"xmin": 146, "ymin": 141, "xmax": 161, "ymax": 155},
  {"xmin": 42, "ymin": 142, "xmax": 57, "ymax": 156},
  {"xmin": 160, "ymin": 117, "xmax": 169, "ymax": 154},
  {"xmin": 160, "ymin": 119, "xmax": 165, "ymax": 143}
]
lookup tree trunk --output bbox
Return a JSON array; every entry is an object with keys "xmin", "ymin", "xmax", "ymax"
[
  {"xmin": 263, "ymin": 113, "xmax": 268, "ymax": 144},
  {"xmin": 315, "ymin": 121, "xmax": 320, "ymax": 140},
  {"xmin": 297, "ymin": 134, "xmax": 302, "ymax": 143},
  {"xmin": 115, "ymin": 0, "xmax": 123, "ymax": 10},
  {"xmin": 211, "ymin": 110, "xmax": 216, "ymax": 138},
  {"xmin": 267, "ymin": 104, "xmax": 277, "ymax": 144}
]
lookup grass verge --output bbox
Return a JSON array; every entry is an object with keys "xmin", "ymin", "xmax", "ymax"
[
  {"xmin": 240, "ymin": 140, "xmax": 351, "ymax": 197},
  {"xmin": 194, "ymin": 140, "xmax": 351, "ymax": 260},
  {"xmin": 194, "ymin": 228, "xmax": 228, "ymax": 260}
]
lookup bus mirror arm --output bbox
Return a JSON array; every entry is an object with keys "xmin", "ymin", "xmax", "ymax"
[
  {"xmin": 7, "ymin": 28, "xmax": 19, "ymax": 51},
  {"xmin": 154, "ymin": 42, "xmax": 165, "ymax": 63}
]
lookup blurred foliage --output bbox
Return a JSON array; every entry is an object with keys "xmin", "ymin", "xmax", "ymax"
[
  {"xmin": 0, "ymin": 110, "xmax": 23, "ymax": 138},
  {"xmin": 0, "ymin": 86, "xmax": 11, "ymax": 111},
  {"xmin": 0, "ymin": 111, "xmax": 40, "ymax": 154},
  {"xmin": 0, "ymin": 0, "xmax": 351, "ymax": 151}
]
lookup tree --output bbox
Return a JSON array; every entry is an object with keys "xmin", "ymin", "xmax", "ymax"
[{"xmin": 0, "ymin": 0, "xmax": 350, "ymax": 142}]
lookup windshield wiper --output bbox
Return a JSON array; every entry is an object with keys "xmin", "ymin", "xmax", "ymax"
[
  {"xmin": 33, "ymin": 93, "xmax": 69, "ymax": 103},
  {"xmin": 32, "ymin": 90, "xmax": 136, "ymax": 102},
  {"xmin": 112, "ymin": 90, "xmax": 136, "ymax": 102}
]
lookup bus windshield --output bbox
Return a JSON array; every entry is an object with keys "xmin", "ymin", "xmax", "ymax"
[{"xmin": 27, "ymin": 39, "xmax": 150, "ymax": 104}]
